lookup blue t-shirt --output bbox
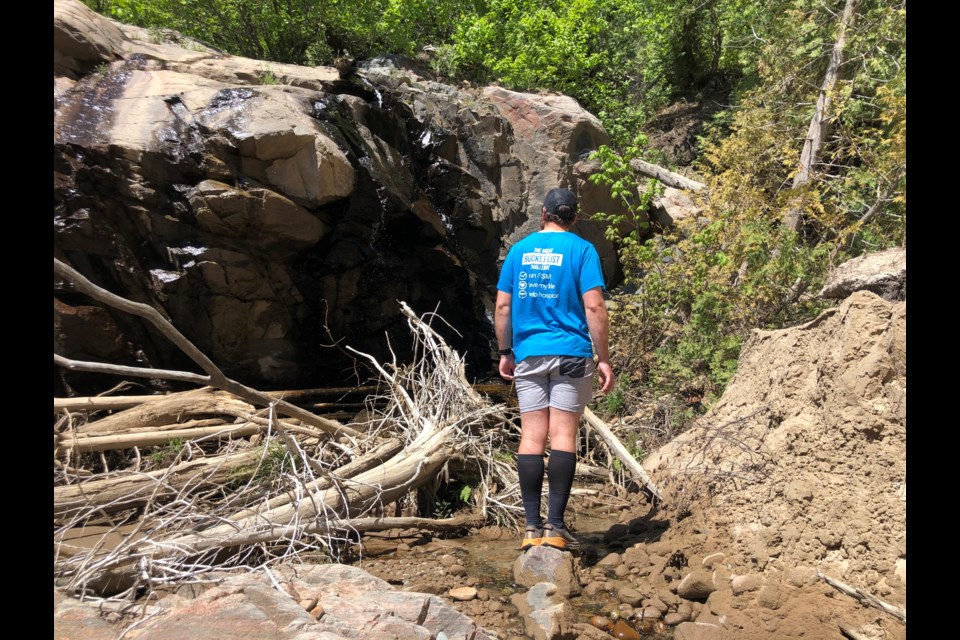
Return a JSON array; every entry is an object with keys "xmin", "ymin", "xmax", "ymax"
[{"xmin": 496, "ymin": 231, "xmax": 606, "ymax": 362}]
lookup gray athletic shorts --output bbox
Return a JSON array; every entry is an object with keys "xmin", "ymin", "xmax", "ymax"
[{"xmin": 515, "ymin": 355, "xmax": 596, "ymax": 414}]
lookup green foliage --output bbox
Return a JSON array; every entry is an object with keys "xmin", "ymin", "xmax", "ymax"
[
  {"xmin": 603, "ymin": 373, "xmax": 632, "ymax": 416},
  {"xmin": 149, "ymin": 437, "xmax": 186, "ymax": 465},
  {"xmin": 82, "ymin": 0, "xmax": 484, "ymax": 66},
  {"xmin": 589, "ymin": 0, "xmax": 905, "ymax": 409},
  {"xmin": 588, "ymin": 141, "xmax": 658, "ymax": 245},
  {"xmin": 258, "ymin": 66, "xmax": 281, "ymax": 85},
  {"xmin": 255, "ymin": 440, "xmax": 296, "ymax": 481},
  {"xmin": 442, "ymin": 0, "xmax": 653, "ymax": 145}
]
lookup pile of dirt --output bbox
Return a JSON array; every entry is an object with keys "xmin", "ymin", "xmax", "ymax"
[{"xmin": 643, "ymin": 290, "xmax": 906, "ymax": 639}]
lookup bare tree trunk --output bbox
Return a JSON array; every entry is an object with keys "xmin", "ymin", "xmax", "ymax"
[
  {"xmin": 60, "ymin": 422, "xmax": 262, "ymax": 453},
  {"xmin": 54, "ymin": 258, "xmax": 359, "ymax": 440},
  {"xmin": 582, "ymin": 407, "xmax": 663, "ymax": 503},
  {"xmin": 783, "ymin": 0, "xmax": 861, "ymax": 232},
  {"xmin": 55, "ymin": 449, "xmax": 263, "ymax": 519},
  {"xmin": 629, "ymin": 158, "xmax": 706, "ymax": 192},
  {"xmin": 72, "ymin": 387, "xmax": 255, "ymax": 435}
]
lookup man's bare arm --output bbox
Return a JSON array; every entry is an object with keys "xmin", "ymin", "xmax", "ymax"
[
  {"xmin": 583, "ymin": 286, "xmax": 614, "ymax": 394},
  {"xmin": 495, "ymin": 290, "xmax": 515, "ymax": 380}
]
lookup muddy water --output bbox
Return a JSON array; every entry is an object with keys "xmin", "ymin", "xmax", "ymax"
[{"xmin": 354, "ymin": 505, "xmax": 676, "ymax": 639}]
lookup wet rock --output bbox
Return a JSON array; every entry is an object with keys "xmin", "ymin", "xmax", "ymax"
[
  {"xmin": 588, "ymin": 615, "xmax": 613, "ymax": 632},
  {"xmin": 639, "ymin": 606, "xmax": 663, "ymax": 620},
  {"xmin": 664, "ymin": 612, "xmax": 686, "ymax": 626},
  {"xmin": 673, "ymin": 621, "xmax": 725, "ymax": 640},
  {"xmin": 573, "ymin": 622, "xmax": 614, "ymax": 640},
  {"xmin": 642, "ymin": 597, "xmax": 668, "ymax": 614},
  {"xmin": 677, "ymin": 571, "xmax": 715, "ymax": 601},
  {"xmin": 509, "ymin": 583, "xmax": 571, "ymax": 640},
  {"xmin": 617, "ymin": 586, "xmax": 643, "ymax": 607},
  {"xmin": 513, "ymin": 545, "xmax": 580, "ymax": 597},
  {"xmin": 55, "ymin": 2, "xmax": 624, "ymax": 394},
  {"xmin": 449, "ymin": 587, "xmax": 478, "ymax": 602},
  {"xmin": 584, "ymin": 581, "xmax": 607, "ymax": 597},
  {"xmin": 610, "ymin": 619, "xmax": 641, "ymax": 640}
]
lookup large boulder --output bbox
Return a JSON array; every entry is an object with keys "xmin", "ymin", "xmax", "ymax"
[
  {"xmin": 819, "ymin": 246, "xmax": 906, "ymax": 301},
  {"xmin": 53, "ymin": 1, "xmax": 620, "ymax": 392}
]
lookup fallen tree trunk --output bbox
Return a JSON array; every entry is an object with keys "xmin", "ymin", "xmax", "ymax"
[
  {"xmin": 583, "ymin": 407, "xmax": 663, "ymax": 503},
  {"xmin": 71, "ymin": 388, "xmax": 255, "ymax": 435},
  {"xmin": 225, "ymin": 436, "xmax": 405, "ymax": 523},
  {"xmin": 59, "ymin": 422, "xmax": 262, "ymax": 453},
  {"xmin": 56, "ymin": 382, "xmax": 508, "ymax": 413},
  {"xmin": 62, "ymin": 426, "xmax": 459, "ymax": 595},
  {"xmin": 54, "ymin": 449, "xmax": 263, "ymax": 519},
  {"xmin": 629, "ymin": 158, "xmax": 706, "ymax": 192},
  {"xmin": 55, "ymin": 395, "xmax": 169, "ymax": 412}
]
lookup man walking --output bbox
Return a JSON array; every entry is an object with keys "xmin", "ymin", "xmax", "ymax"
[{"xmin": 495, "ymin": 188, "xmax": 614, "ymax": 551}]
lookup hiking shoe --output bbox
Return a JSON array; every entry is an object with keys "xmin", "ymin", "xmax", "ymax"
[
  {"xmin": 541, "ymin": 523, "xmax": 581, "ymax": 551},
  {"xmin": 520, "ymin": 525, "xmax": 543, "ymax": 550}
]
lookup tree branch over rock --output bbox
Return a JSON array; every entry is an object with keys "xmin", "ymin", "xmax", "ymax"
[{"xmin": 54, "ymin": 258, "xmax": 359, "ymax": 440}]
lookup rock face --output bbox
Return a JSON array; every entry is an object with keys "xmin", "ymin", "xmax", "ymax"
[
  {"xmin": 53, "ymin": 0, "xmax": 622, "ymax": 392},
  {"xmin": 644, "ymin": 290, "xmax": 906, "ymax": 639},
  {"xmin": 54, "ymin": 564, "xmax": 495, "ymax": 640}
]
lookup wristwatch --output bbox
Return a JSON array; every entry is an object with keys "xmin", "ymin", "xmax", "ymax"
[{"xmin": 498, "ymin": 348, "xmax": 513, "ymax": 356}]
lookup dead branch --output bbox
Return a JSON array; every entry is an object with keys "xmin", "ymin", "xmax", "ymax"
[
  {"xmin": 629, "ymin": 158, "xmax": 706, "ymax": 192},
  {"xmin": 72, "ymin": 388, "xmax": 256, "ymax": 435},
  {"xmin": 783, "ymin": 0, "xmax": 861, "ymax": 232},
  {"xmin": 838, "ymin": 623, "xmax": 871, "ymax": 640},
  {"xmin": 59, "ymin": 422, "xmax": 262, "ymax": 453},
  {"xmin": 817, "ymin": 571, "xmax": 906, "ymax": 623},
  {"xmin": 54, "ymin": 449, "xmax": 262, "ymax": 519},
  {"xmin": 55, "ymin": 395, "xmax": 172, "ymax": 412},
  {"xmin": 54, "ymin": 258, "xmax": 359, "ymax": 440},
  {"xmin": 583, "ymin": 407, "xmax": 663, "ymax": 503}
]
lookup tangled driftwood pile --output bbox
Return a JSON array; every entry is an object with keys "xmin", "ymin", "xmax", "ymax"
[{"xmin": 54, "ymin": 257, "xmax": 659, "ymax": 605}]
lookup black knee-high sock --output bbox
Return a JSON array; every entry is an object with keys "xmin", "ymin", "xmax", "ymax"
[
  {"xmin": 517, "ymin": 454, "xmax": 545, "ymax": 527},
  {"xmin": 547, "ymin": 449, "xmax": 577, "ymax": 528}
]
